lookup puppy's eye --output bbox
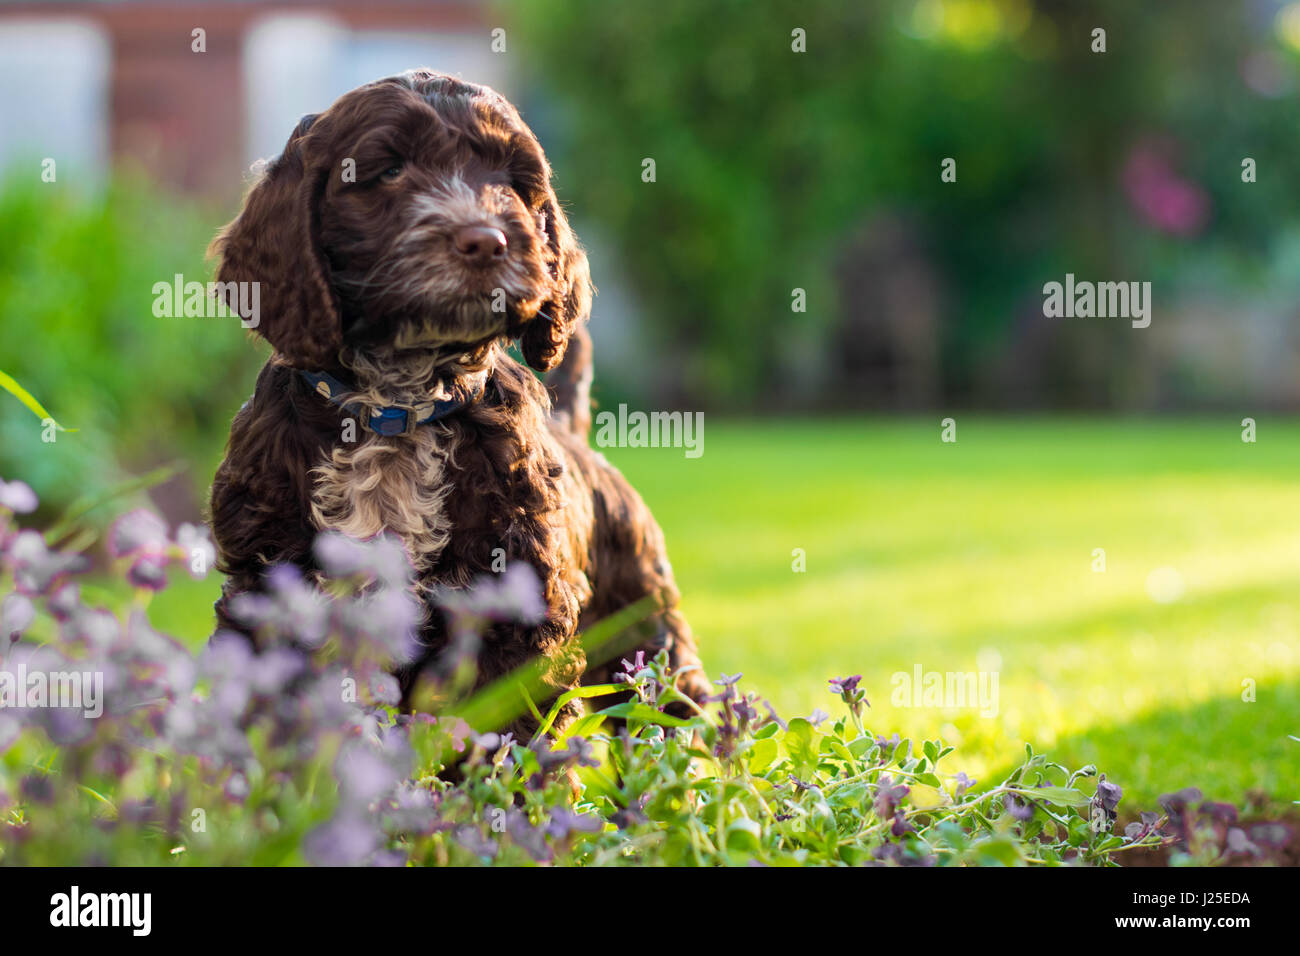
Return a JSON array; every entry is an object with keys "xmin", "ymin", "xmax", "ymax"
[{"xmin": 379, "ymin": 162, "xmax": 404, "ymax": 183}]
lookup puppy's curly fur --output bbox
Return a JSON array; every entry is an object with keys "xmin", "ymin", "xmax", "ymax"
[{"xmin": 207, "ymin": 70, "xmax": 707, "ymax": 733}]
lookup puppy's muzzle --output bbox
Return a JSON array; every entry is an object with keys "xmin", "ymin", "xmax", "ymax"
[{"xmin": 453, "ymin": 225, "xmax": 508, "ymax": 268}]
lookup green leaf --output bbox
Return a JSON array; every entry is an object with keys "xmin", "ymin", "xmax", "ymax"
[
  {"xmin": 1020, "ymin": 786, "xmax": 1090, "ymax": 808},
  {"xmin": 536, "ymin": 681, "xmax": 640, "ymax": 739},
  {"xmin": 747, "ymin": 737, "xmax": 779, "ymax": 774},
  {"xmin": 597, "ymin": 702, "xmax": 692, "ymax": 727},
  {"xmin": 827, "ymin": 739, "xmax": 855, "ymax": 763},
  {"xmin": 724, "ymin": 817, "xmax": 763, "ymax": 854},
  {"xmin": 559, "ymin": 712, "xmax": 608, "ymax": 741},
  {"xmin": 783, "ymin": 718, "xmax": 821, "ymax": 777},
  {"xmin": 0, "ymin": 369, "xmax": 76, "ymax": 432},
  {"xmin": 976, "ymin": 836, "xmax": 1026, "ymax": 867},
  {"xmin": 847, "ymin": 736, "xmax": 874, "ymax": 758}
]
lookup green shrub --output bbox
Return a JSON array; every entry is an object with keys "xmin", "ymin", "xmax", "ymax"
[{"xmin": 0, "ymin": 175, "xmax": 262, "ymax": 520}]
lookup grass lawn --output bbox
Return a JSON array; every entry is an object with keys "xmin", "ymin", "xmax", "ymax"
[
  {"xmin": 603, "ymin": 416, "xmax": 1300, "ymax": 812},
  {"xmin": 149, "ymin": 416, "xmax": 1300, "ymax": 812}
]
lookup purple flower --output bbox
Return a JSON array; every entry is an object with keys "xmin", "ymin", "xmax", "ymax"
[
  {"xmin": 47, "ymin": 582, "xmax": 81, "ymax": 620},
  {"xmin": 1, "ymin": 593, "xmax": 35, "ymax": 643},
  {"xmin": 612, "ymin": 797, "xmax": 649, "ymax": 830},
  {"xmin": 1004, "ymin": 794, "xmax": 1034, "ymax": 823},
  {"xmin": 874, "ymin": 734, "xmax": 900, "ymax": 761},
  {"xmin": 435, "ymin": 716, "xmax": 473, "ymax": 754},
  {"xmin": 954, "ymin": 771, "xmax": 977, "ymax": 798},
  {"xmin": 0, "ymin": 479, "xmax": 37, "ymax": 514},
  {"xmin": 313, "ymin": 532, "xmax": 371, "ymax": 577},
  {"xmin": 20, "ymin": 774, "xmax": 54, "ymax": 804},
  {"xmin": 473, "ymin": 731, "xmax": 516, "ymax": 754},
  {"xmin": 340, "ymin": 586, "xmax": 421, "ymax": 665},
  {"xmin": 1125, "ymin": 810, "xmax": 1162, "ymax": 841},
  {"xmin": 381, "ymin": 783, "xmax": 439, "ymax": 834},
  {"xmin": 315, "ymin": 532, "xmax": 414, "ymax": 590},
  {"xmin": 829, "ymin": 674, "xmax": 868, "ymax": 718},
  {"xmin": 1229, "ymin": 828, "xmax": 1262, "ymax": 857},
  {"xmin": 40, "ymin": 706, "xmax": 96, "ymax": 747},
  {"xmin": 367, "ymin": 670, "xmax": 402, "ymax": 706},
  {"xmin": 1094, "ymin": 775, "xmax": 1122, "ymax": 815},
  {"xmin": 1092, "ymin": 775, "xmax": 1123, "ymax": 832},
  {"xmin": 246, "ymin": 646, "xmax": 306, "ymax": 695},
  {"xmin": 438, "ymin": 563, "xmax": 546, "ymax": 625},
  {"xmin": 55, "ymin": 598, "xmax": 121, "ymax": 659},
  {"xmin": 562, "ymin": 735, "xmax": 599, "ymax": 768},
  {"xmin": 8, "ymin": 530, "xmax": 85, "ymax": 594},
  {"xmin": 336, "ymin": 739, "xmax": 407, "ymax": 806},
  {"xmin": 92, "ymin": 743, "xmax": 134, "ymax": 779},
  {"xmin": 201, "ymin": 632, "xmax": 254, "ymax": 682},
  {"xmin": 616, "ymin": 650, "xmax": 648, "ymax": 683},
  {"xmin": 107, "ymin": 509, "xmax": 169, "ymax": 560},
  {"xmin": 233, "ymin": 564, "xmax": 331, "ymax": 648},
  {"xmin": 828, "ymin": 675, "xmax": 860, "ymax": 695},
  {"xmin": 303, "ymin": 811, "xmax": 382, "ymax": 866},
  {"xmin": 506, "ymin": 809, "xmax": 551, "ymax": 862},
  {"xmin": 874, "ymin": 775, "xmax": 909, "ymax": 820},
  {"xmin": 495, "ymin": 563, "xmax": 546, "ymax": 623},
  {"xmin": 545, "ymin": 807, "xmax": 603, "ymax": 840},
  {"xmin": 890, "ymin": 810, "xmax": 914, "ymax": 838},
  {"xmin": 733, "ymin": 694, "xmax": 758, "ymax": 730},
  {"xmin": 224, "ymin": 772, "xmax": 250, "ymax": 803},
  {"xmin": 714, "ymin": 706, "xmax": 739, "ymax": 762},
  {"xmin": 454, "ymin": 825, "xmax": 499, "ymax": 859},
  {"xmin": 126, "ymin": 555, "xmax": 169, "ymax": 591}
]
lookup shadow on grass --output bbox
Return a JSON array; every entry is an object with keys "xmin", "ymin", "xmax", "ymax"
[{"xmin": 990, "ymin": 678, "xmax": 1300, "ymax": 813}]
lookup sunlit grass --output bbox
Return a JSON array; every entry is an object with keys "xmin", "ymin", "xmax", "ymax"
[{"xmin": 605, "ymin": 416, "xmax": 1300, "ymax": 809}]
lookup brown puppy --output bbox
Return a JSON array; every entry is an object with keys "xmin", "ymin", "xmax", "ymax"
[{"xmin": 207, "ymin": 70, "xmax": 707, "ymax": 734}]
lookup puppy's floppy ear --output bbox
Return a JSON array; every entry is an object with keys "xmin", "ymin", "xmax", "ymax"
[
  {"xmin": 208, "ymin": 113, "xmax": 341, "ymax": 369},
  {"xmin": 520, "ymin": 190, "xmax": 592, "ymax": 373}
]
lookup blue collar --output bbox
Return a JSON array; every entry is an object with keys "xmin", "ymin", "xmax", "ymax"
[{"xmin": 299, "ymin": 369, "xmax": 485, "ymax": 436}]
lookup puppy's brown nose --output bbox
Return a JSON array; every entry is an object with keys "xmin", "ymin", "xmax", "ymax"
[{"xmin": 453, "ymin": 225, "xmax": 507, "ymax": 266}]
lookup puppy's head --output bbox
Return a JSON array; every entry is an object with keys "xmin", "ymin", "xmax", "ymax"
[{"xmin": 209, "ymin": 70, "xmax": 590, "ymax": 372}]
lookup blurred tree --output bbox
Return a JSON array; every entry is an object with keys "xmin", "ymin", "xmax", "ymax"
[{"xmin": 514, "ymin": 0, "xmax": 1300, "ymax": 409}]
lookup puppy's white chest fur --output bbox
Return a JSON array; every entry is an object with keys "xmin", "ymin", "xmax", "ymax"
[
  {"xmin": 307, "ymin": 350, "xmax": 487, "ymax": 574},
  {"xmin": 309, "ymin": 426, "xmax": 453, "ymax": 574}
]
